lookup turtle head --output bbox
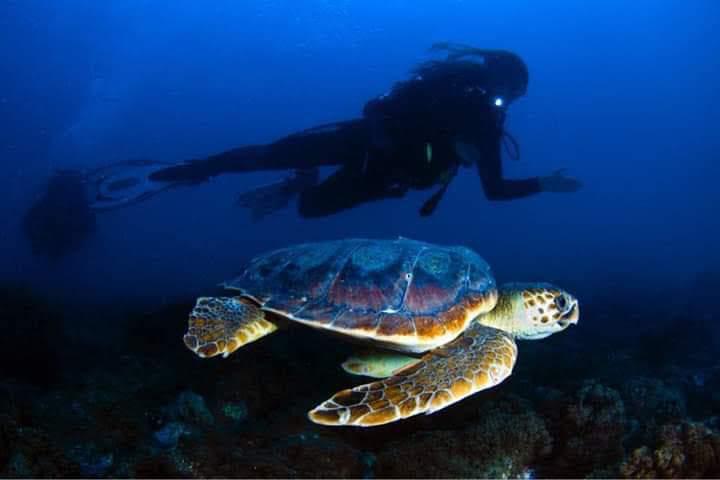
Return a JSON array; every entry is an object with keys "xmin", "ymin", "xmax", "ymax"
[{"xmin": 480, "ymin": 283, "xmax": 579, "ymax": 340}]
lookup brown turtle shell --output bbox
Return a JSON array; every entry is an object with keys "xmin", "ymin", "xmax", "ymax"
[{"xmin": 224, "ymin": 238, "xmax": 497, "ymax": 352}]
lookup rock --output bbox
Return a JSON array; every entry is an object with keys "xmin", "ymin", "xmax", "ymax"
[
  {"xmin": 0, "ymin": 285, "xmax": 64, "ymax": 385},
  {"xmin": 134, "ymin": 454, "xmax": 188, "ymax": 478},
  {"xmin": 168, "ymin": 391, "xmax": 214, "ymax": 427},
  {"xmin": 153, "ymin": 422, "xmax": 187, "ymax": 449},
  {"xmin": 6, "ymin": 453, "xmax": 31, "ymax": 477},
  {"xmin": 66, "ymin": 444, "xmax": 114, "ymax": 477},
  {"xmin": 221, "ymin": 401, "xmax": 249, "ymax": 424},
  {"xmin": 360, "ymin": 451, "xmax": 376, "ymax": 479}
]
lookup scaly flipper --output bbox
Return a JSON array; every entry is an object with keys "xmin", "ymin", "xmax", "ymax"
[
  {"xmin": 183, "ymin": 297, "xmax": 278, "ymax": 358},
  {"xmin": 309, "ymin": 324, "xmax": 517, "ymax": 427},
  {"xmin": 342, "ymin": 350, "xmax": 421, "ymax": 379}
]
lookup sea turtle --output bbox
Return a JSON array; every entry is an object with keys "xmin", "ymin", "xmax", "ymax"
[{"xmin": 183, "ymin": 238, "xmax": 579, "ymax": 427}]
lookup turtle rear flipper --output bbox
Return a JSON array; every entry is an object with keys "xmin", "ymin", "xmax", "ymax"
[
  {"xmin": 308, "ymin": 324, "xmax": 517, "ymax": 427},
  {"xmin": 341, "ymin": 350, "xmax": 421, "ymax": 379},
  {"xmin": 183, "ymin": 297, "xmax": 278, "ymax": 358}
]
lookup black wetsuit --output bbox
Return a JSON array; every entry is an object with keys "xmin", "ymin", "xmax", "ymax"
[{"xmin": 149, "ymin": 58, "xmax": 543, "ymax": 216}]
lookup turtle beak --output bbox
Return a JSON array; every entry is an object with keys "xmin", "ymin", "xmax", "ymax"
[{"xmin": 558, "ymin": 301, "xmax": 579, "ymax": 328}]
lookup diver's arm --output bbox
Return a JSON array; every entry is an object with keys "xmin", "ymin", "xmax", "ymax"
[
  {"xmin": 473, "ymin": 136, "xmax": 582, "ymax": 199},
  {"xmin": 473, "ymin": 135, "xmax": 543, "ymax": 200}
]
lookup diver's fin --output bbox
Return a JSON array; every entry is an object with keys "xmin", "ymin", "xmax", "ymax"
[
  {"xmin": 236, "ymin": 168, "xmax": 318, "ymax": 221},
  {"xmin": 85, "ymin": 159, "xmax": 185, "ymax": 211}
]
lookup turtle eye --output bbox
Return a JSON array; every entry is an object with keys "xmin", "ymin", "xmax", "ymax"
[{"xmin": 555, "ymin": 295, "xmax": 567, "ymax": 310}]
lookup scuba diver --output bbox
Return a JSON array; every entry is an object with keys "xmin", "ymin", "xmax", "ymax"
[
  {"xmin": 24, "ymin": 43, "xmax": 581, "ymax": 257},
  {"xmin": 24, "ymin": 169, "xmax": 97, "ymax": 259}
]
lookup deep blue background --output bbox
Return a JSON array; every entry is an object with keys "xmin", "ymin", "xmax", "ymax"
[{"xmin": 1, "ymin": 0, "xmax": 718, "ymax": 324}]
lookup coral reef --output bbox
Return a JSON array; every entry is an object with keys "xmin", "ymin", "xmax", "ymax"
[
  {"xmin": 66, "ymin": 444, "xmax": 114, "ymax": 478},
  {"xmin": 0, "ymin": 425, "xmax": 80, "ymax": 477},
  {"xmin": 622, "ymin": 376, "xmax": 687, "ymax": 448},
  {"xmin": 221, "ymin": 400, "xmax": 249, "ymax": 424},
  {"xmin": 280, "ymin": 435, "xmax": 369, "ymax": 478},
  {"xmin": 133, "ymin": 454, "xmax": 188, "ymax": 478},
  {"xmin": 374, "ymin": 395, "xmax": 551, "ymax": 478},
  {"xmin": 620, "ymin": 421, "xmax": 720, "ymax": 478},
  {"xmin": 538, "ymin": 380, "xmax": 626, "ymax": 477},
  {"xmin": 2, "ymin": 283, "xmax": 720, "ymax": 478},
  {"xmin": 623, "ymin": 377, "xmax": 687, "ymax": 421},
  {"xmin": 0, "ymin": 284, "xmax": 65, "ymax": 384},
  {"xmin": 0, "ymin": 415, "xmax": 18, "ymax": 473},
  {"xmin": 170, "ymin": 428, "xmax": 369, "ymax": 478},
  {"xmin": 153, "ymin": 422, "xmax": 188, "ymax": 449},
  {"xmin": 162, "ymin": 390, "xmax": 215, "ymax": 427}
]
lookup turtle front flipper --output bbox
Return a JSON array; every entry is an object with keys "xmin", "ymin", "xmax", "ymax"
[
  {"xmin": 341, "ymin": 350, "xmax": 421, "ymax": 379},
  {"xmin": 183, "ymin": 296, "xmax": 278, "ymax": 358},
  {"xmin": 309, "ymin": 324, "xmax": 517, "ymax": 427}
]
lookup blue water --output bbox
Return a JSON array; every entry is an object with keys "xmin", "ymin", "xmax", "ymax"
[
  {"xmin": 1, "ymin": 1, "xmax": 719, "ymax": 477},
  {"xmin": 2, "ymin": 0, "xmax": 717, "ymax": 306}
]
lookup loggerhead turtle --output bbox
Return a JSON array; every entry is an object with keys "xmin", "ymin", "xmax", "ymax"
[{"xmin": 183, "ymin": 238, "xmax": 579, "ymax": 427}]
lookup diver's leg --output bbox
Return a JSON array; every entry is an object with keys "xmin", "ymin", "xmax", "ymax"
[
  {"xmin": 82, "ymin": 119, "xmax": 369, "ymax": 213},
  {"xmin": 149, "ymin": 145, "xmax": 268, "ymax": 182},
  {"xmin": 297, "ymin": 164, "xmax": 407, "ymax": 218},
  {"xmin": 150, "ymin": 119, "xmax": 369, "ymax": 182}
]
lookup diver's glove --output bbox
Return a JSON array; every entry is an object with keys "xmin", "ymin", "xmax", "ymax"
[{"xmin": 538, "ymin": 169, "xmax": 582, "ymax": 193}]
